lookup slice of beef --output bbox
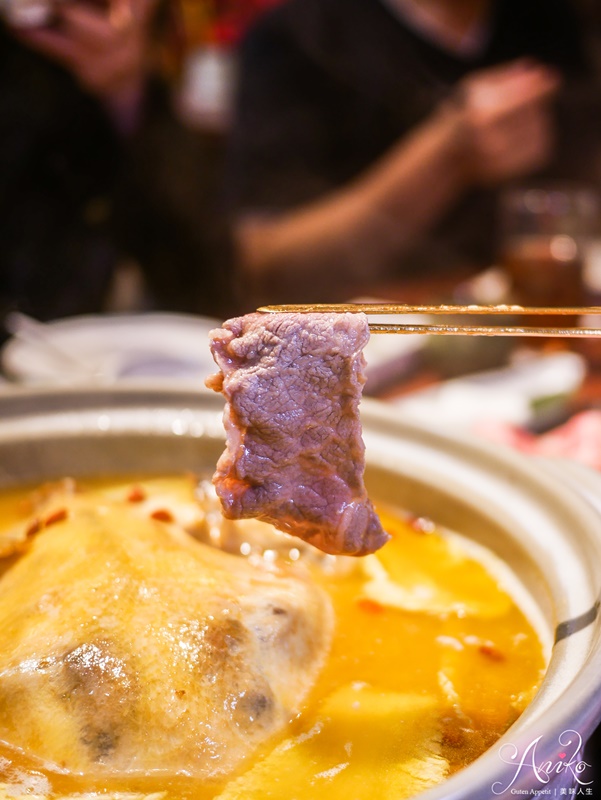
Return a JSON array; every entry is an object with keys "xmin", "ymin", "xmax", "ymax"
[{"xmin": 206, "ymin": 312, "xmax": 389, "ymax": 556}]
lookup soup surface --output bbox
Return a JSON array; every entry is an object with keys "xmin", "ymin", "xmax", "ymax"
[{"xmin": 0, "ymin": 475, "xmax": 546, "ymax": 800}]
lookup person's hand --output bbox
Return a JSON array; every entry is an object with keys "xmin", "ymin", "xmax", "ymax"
[
  {"xmin": 13, "ymin": 0, "xmax": 160, "ymax": 133},
  {"xmin": 454, "ymin": 58, "xmax": 562, "ymax": 185}
]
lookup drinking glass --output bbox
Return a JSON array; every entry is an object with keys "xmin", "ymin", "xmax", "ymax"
[{"xmin": 498, "ymin": 184, "xmax": 600, "ymax": 328}]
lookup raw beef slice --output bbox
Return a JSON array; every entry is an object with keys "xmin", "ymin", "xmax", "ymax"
[{"xmin": 206, "ymin": 312, "xmax": 389, "ymax": 556}]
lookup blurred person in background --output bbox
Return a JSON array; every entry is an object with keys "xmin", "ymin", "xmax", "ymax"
[
  {"xmin": 226, "ymin": 0, "xmax": 601, "ymax": 305},
  {"xmin": 0, "ymin": 0, "xmax": 234, "ymax": 342}
]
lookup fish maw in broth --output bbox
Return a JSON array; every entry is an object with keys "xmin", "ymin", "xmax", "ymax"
[{"xmin": 215, "ymin": 684, "xmax": 447, "ymax": 800}]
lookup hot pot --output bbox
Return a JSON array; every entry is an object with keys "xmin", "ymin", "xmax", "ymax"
[{"xmin": 0, "ymin": 384, "xmax": 600, "ymax": 799}]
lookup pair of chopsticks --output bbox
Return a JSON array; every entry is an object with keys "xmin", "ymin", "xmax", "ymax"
[{"xmin": 258, "ymin": 303, "xmax": 601, "ymax": 337}]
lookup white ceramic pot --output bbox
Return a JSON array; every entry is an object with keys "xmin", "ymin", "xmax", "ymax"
[{"xmin": 0, "ymin": 385, "xmax": 599, "ymax": 799}]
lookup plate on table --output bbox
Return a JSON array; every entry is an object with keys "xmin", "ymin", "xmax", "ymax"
[{"xmin": 1, "ymin": 312, "xmax": 221, "ymax": 387}]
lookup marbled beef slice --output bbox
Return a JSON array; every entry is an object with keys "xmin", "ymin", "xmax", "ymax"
[{"xmin": 206, "ymin": 312, "xmax": 390, "ymax": 556}]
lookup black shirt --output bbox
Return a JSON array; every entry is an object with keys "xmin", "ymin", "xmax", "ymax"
[
  {"xmin": 0, "ymin": 29, "xmax": 235, "ymax": 337},
  {"xmin": 226, "ymin": 0, "xmax": 599, "ymax": 277}
]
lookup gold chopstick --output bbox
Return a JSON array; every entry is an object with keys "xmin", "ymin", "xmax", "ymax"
[
  {"xmin": 257, "ymin": 303, "xmax": 601, "ymax": 337},
  {"xmin": 258, "ymin": 302, "xmax": 601, "ymax": 315}
]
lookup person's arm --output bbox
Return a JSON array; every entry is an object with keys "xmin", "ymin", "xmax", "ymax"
[{"xmin": 237, "ymin": 59, "xmax": 560, "ymax": 302}]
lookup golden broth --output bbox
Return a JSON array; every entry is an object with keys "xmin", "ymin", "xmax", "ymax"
[{"xmin": 0, "ymin": 476, "xmax": 546, "ymax": 800}]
